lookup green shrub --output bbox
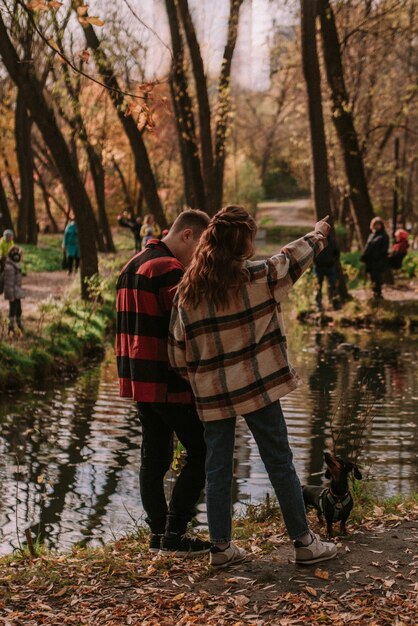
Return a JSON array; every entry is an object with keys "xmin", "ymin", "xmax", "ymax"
[
  {"xmin": 263, "ymin": 159, "xmax": 307, "ymax": 200},
  {"xmin": 399, "ymin": 251, "xmax": 418, "ymax": 279},
  {"xmin": 0, "ymin": 343, "xmax": 33, "ymax": 389},
  {"xmin": 30, "ymin": 348, "xmax": 53, "ymax": 379}
]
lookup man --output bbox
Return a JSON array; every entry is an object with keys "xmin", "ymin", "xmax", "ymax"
[
  {"xmin": 0, "ymin": 229, "xmax": 14, "ymax": 271},
  {"xmin": 116, "ymin": 209, "xmax": 211, "ymax": 554},
  {"xmin": 117, "ymin": 211, "xmax": 143, "ymax": 251},
  {"xmin": 313, "ymin": 233, "xmax": 340, "ymax": 310}
]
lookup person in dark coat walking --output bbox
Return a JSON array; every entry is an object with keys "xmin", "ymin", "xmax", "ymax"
[
  {"xmin": 3, "ymin": 246, "xmax": 24, "ymax": 333},
  {"xmin": 360, "ymin": 217, "xmax": 389, "ymax": 298},
  {"xmin": 117, "ymin": 211, "xmax": 143, "ymax": 251},
  {"xmin": 314, "ymin": 234, "xmax": 340, "ymax": 310}
]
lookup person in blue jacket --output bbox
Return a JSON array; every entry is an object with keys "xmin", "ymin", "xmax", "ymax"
[{"xmin": 63, "ymin": 214, "xmax": 80, "ymax": 275}]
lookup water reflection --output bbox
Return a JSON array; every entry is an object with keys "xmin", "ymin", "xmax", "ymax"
[{"xmin": 0, "ymin": 323, "xmax": 417, "ymax": 555}]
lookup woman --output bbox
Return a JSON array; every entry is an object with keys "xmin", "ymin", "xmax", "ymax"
[
  {"xmin": 360, "ymin": 217, "xmax": 389, "ymax": 298},
  {"xmin": 63, "ymin": 215, "xmax": 80, "ymax": 275},
  {"xmin": 169, "ymin": 205, "xmax": 337, "ymax": 568},
  {"xmin": 140, "ymin": 214, "xmax": 161, "ymax": 248}
]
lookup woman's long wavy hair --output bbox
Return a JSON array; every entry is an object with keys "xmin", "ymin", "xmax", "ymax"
[{"xmin": 177, "ymin": 205, "xmax": 257, "ymax": 310}]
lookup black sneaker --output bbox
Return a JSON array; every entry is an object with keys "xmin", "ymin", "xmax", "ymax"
[
  {"xmin": 149, "ymin": 533, "xmax": 163, "ymax": 553},
  {"xmin": 160, "ymin": 532, "xmax": 211, "ymax": 556}
]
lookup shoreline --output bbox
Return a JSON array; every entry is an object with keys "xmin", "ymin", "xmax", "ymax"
[{"xmin": 1, "ymin": 492, "xmax": 417, "ymax": 625}]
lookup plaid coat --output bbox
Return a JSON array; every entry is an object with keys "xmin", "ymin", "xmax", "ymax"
[{"xmin": 168, "ymin": 231, "xmax": 327, "ymax": 421}]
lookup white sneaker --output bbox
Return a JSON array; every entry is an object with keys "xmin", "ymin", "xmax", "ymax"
[
  {"xmin": 210, "ymin": 542, "xmax": 247, "ymax": 568},
  {"xmin": 294, "ymin": 532, "xmax": 337, "ymax": 565}
]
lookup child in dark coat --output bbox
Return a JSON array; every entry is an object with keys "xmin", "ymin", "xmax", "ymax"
[
  {"xmin": 360, "ymin": 217, "xmax": 389, "ymax": 298},
  {"xmin": 3, "ymin": 246, "xmax": 25, "ymax": 333}
]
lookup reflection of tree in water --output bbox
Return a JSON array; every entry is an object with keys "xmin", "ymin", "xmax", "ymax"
[
  {"xmin": 232, "ymin": 419, "xmax": 252, "ymax": 506},
  {"xmin": 28, "ymin": 368, "xmax": 102, "ymax": 548},
  {"xmin": 306, "ymin": 332, "xmax": 340, "ymax": 484},
  {"xmin": 305, "ymin": 331, "xmax": 403, "ymax": 480},
  {"xmin": 76, "ymin": 416, "xmax": 140, "ymax": 548},
  {"xmin": 28, "ymin": 370, "xmax": 140, "ymax": 550},
  {"xmin": 331, "ymin": 343, "xmax": 400, "ymax": 463},
  {"xmin": 0, "ymin": 389, "xmax": 55, "ymax": 547}
]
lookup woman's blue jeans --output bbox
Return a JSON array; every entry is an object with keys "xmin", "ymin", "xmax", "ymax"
[{"xmin": 203, "ymin": 401, "xmax": 309, "ymax": 543}]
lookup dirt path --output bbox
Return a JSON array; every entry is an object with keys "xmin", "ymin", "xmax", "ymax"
[
  {"xmin": 257, "ymin": 198, "xmax": 314, "ymax": 227},
  {"xmin": 0, "ymin": 270, "xmax": 76, "ymax": 317},
  {"xmin": 199, "ymin": 518, "xmax": 418, "ymax": 598},
  {"xmin": 2, "ymin": 517, "xmax": 417, "ymax": 625},
  {"xmin": 354, "ymin": 283, "xmax": 418, "ymax": 302}
]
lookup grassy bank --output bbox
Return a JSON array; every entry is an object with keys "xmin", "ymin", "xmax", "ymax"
[
  {"xmin": 292, "ymin": 251, "xmax": 418, "ymax": 330},
  {"xmin": 21, "ymin": 235, "xmax": 63, "ymax": 273},
  {"xmin": 0, "ymin": 276, "xmax": 116, "ymax": 392},
  {"xmin": 1, "ymin": 491, "xmax": 417, "ymax": 625},
  {"xmin": 0, "ymin": 233, "xmax": 133, "ymax": 392}
]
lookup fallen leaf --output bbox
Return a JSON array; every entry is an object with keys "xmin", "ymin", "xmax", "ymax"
[
  {"xmin": 172, "ymin": 593, "xmax": 185, "ymax": 602},
  {"xmin": 233, "ymin": 594, "xmax": 250, "ymax": 606},
  {"xmin": 304, "ymin": 586, "xmax": 317, "ymax": 597},
  {"xmin": 314, "ymin": 568, "xmax": 329, "ymax": 580}
]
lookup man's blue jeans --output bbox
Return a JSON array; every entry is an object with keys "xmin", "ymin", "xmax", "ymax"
[{"xmin": 203, "ymin": 401, "xmax": 309, "ymax": 543}]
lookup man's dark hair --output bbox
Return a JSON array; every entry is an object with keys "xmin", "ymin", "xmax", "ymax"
[{"xmin": 169, "ymin": 209, "xmax": 210, "ymax": 237}]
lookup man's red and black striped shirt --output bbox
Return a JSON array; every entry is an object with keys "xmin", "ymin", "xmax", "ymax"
[{"xmin": 116, "ymin": 239, "xmax": 193, "ymax": 404}]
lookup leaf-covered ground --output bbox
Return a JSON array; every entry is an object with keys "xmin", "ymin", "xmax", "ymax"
[{"xmin": 1, "ymin": 503, "xmax": 417, "ymax": 625}]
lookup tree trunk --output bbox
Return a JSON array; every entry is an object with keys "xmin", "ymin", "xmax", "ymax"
[
  {"xmin": 301, "ymin": 0, "xmax": 349, "ymax": 300},
  {"xmin": 177, "ymin": 0, "xmax": 215, "ymax": 214},
  {"xmin": 34, "ymin": 163, "xmax": 59, "ymax": 233},
  {"xmin": 0, "ymin": 175, "xmax": 14, "ymax": 232},
  {"xmin": 318, "ymin": 0, "xmax": 374, "ymax": 246},
  {"xmin": 165, "ymin": 0, "xmax": 206, "ymax": 211},
  {"xmin": 301, "ymin": 0, "xmax": 331, "ymax": 219},
  {"xmin": 50, "ymin": 33, "xmax": 113, "ymax": 253},
  {"xmin": 136, "ymin": 186, "xmax": 144, "ymax": 218},
  {"xmin": 0, "ymin": 15, "xmax": 98, "ymax": 298},
  {"xmin": 1, "ymin": 152, "xmax": 20, "ymax": 212},
  {"xmin": 72, "ymin": 1, "xmax": 167, "ymax": 228},
  {"xmin": 212, "ymin": 0, "xmax": 244, "ymax": 212},
  {"xmin": 86, "ymin": 144, "xmax": 115, "ymax": 252},
  {"xmin": 15, "ymin": 90, "xmax": 37, "ymax": 244},
  {"xmin": 112, "ymin": 156, "xmax": 135, "ymax": 214}
]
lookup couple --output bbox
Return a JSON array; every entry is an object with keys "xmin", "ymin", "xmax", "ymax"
[{"xmin": 116, "ymin": 206, "xmax": 337, "ymax": 568}]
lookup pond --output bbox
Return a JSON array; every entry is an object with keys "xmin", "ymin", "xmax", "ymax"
[{"xmin": 0, "ymin": 318, "xmax": 417, "ymax": 555}]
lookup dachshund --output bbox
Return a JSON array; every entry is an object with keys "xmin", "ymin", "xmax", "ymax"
[{"xmin": 302, "ymin": 452, "xmax": 362, "ymax": 538}]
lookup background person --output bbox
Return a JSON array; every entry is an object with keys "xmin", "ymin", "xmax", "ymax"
[
  {"xmin": 3, "ymin": 245, "xmax": 24, "ymax": 333},
  {"xmin": 388, "ymin": 228, "xmax": 409, "ymax": 270},
  {"xmin": 63, "ymin": 215, "xmax": 80, "ymax": 275},
  {"xmin": 141, "ymin": 226, "xmax": 154, "ymax": 250},
  {"xmin": 116, "ymin": 209, "xmax": 211, "ymax": 555},
  {"xmin": 313, "ymin": 234, "xmax": 341, "ymax": 310},
  {"xmin": 360, "ymin": 217, "xmax": 389, "ymax": 299},
  {"xmin": 169, "ymin": 205, "xmax": 337, "ymax": 569},
  {"xmin": 117, "ymin": 211, "xmax": 143, "ymax": 251},
  {"xmin": 140, "ymin": 213, "xmax": 161, "ymax": 242},
  {"xmin": 0, "ymin": 229, "xmax": 14, "ymax": 271}
]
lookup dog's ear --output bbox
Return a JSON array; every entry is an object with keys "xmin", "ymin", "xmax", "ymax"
[
  {"xmin": 353, "ymin": 466, "xmax": 362, "ymax": 480},
  {"xmin": 325, "ymin": 469, "xmax": 331, "ymax": 479}
]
